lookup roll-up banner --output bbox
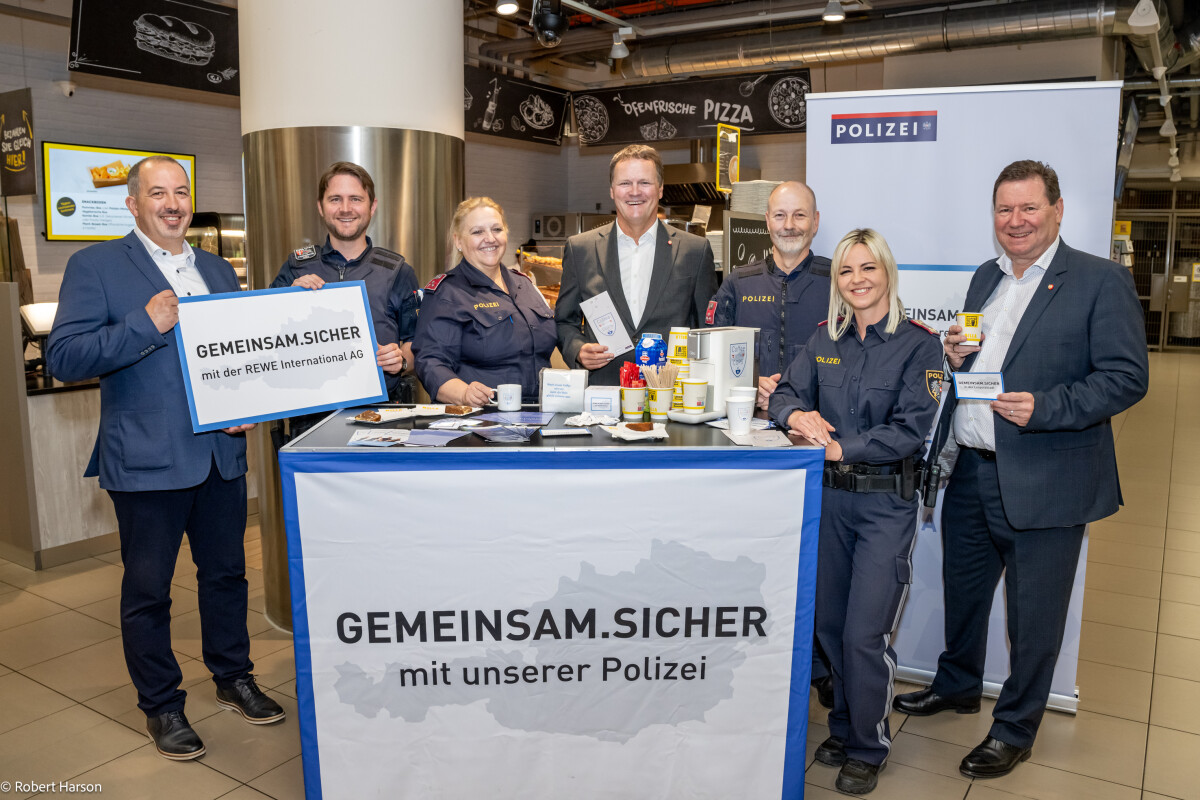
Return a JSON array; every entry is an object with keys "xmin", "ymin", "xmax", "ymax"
[{"xmin": 806, "ymin": 81, "xmax": 1123, "ymax": 711}]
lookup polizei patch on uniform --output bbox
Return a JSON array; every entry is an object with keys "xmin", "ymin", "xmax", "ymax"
[
  {"xmin": 294, "ymin": 245, "xmax": 318, "ymax": 261},
  {"xmin": 926, "ymin": 370, "xmax": 945, "ymax": 402},
  {"xmin": 705, "ymin": 299, "xmax": 717, "ymax": 325}
]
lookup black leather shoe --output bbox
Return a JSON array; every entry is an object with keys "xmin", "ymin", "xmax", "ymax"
[
  {"xmin": 812, "ymin": 675, "xmax": 834, "ymax": 709},
  {"xmin": 146, "ymin": 710, "xmax": 205, "ymax": 760},
  {"xmin": 814, "ymin": 735, "xmax": 846, "ymax": 767},
  {"xmin": 959, "ymin": 736, "xmax": 1031, "ymax": 778},
  {"xmin": 216, "ymin": 675, "xmax": 286, "ymax": 724},
  {"xmin": 892, "ymin": 688, "xmax": 980, "ymax": 716},
  {"xmin": 835, "ymin": 758, "xmax": 885, "ymax": 795}
]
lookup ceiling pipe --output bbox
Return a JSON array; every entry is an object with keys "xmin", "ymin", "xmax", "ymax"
[{"xmin": 619, "ymin": 0, "xmax": 1151, "ymax": 79}]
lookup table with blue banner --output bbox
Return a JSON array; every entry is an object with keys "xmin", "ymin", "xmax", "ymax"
[{"xmin": 279, "ymin": 408, "xmax": 824, "ymax": 800}]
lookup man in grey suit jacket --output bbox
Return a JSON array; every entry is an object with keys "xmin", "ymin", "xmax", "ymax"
[
  {"xmin": 894, "ymin": 161, "xmax": 1149, "ymax": 778},
  {"xmin": 47, "ymin": 157, "xmax": 285, "ymax": 762},
  {"xmin": 556, "ymin": 144, "xmax": 717, "ymax": 386}
]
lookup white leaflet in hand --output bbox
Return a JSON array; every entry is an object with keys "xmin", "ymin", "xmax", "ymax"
[{"xmin": 579, "ymin": 291, "xmax": 635, "ymax": 357}]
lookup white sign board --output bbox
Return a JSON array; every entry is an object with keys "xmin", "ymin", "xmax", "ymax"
[
  {"xmin": 806, "ymin": 81, "xmax": 1122, "ymax": 709},
  {"xmin": 281, "ymin": 449, "xmax": 822, "ymax": 799},
  {"xmin": 174, "ymin": 283, "xmax": 386, "ymax": 432}
]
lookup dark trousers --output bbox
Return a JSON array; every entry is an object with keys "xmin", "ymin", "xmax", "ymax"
[
  {"xmin": 930, "ymin": 448, "xmax": 1084, "ymax": 748},
  {"xmin": 817, "ymin": 487, "xmax": 918, "ymax": 766},
  {"xmin": 109, "ymin": 461, "xmax": 253, "ymax": 717}
]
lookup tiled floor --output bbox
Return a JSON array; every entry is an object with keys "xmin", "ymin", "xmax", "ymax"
[{"xmin": 0, "ymin": 351, "xmax": 1197, "ymax": 798}]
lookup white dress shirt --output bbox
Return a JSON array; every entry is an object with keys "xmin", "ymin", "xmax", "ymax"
[
  {"xmin": 616, "ymin": 220, "xmax": 659, "ymax": 327},
  {"xmin": 953, "ymin": 236, "xmax": 1061, "ymax": 451},
  {"xmin": 133, "ymin": 226, "xmax": 210, "ymax": 298}
]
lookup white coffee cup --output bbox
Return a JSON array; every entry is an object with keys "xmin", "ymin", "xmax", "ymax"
[
  {"xmin": 725, "ymin": 396, "xmax": 754, "ymax": 436},
  {"xmin": 681, "ymin": 379, "xmax": 708, "ymax": 414},
  {"xmin": 729, "ymin": 386, "xmax": 757, "ymax": 403},
  {"xmin": 497, "ymin": 384, "xmax": 522, "ymax": 411}
]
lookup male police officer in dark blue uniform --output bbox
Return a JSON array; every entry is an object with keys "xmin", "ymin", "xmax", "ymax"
[
  {"xmin": 709, "ymin": 180, "xmax": 835, "ymax": 708},
  {"xmin": 708, "ymin": 181, "xmax": 831, "ymax": 410},
  {"xmin": 270, "ymin": 162, "xmax": 421, "ymax": 408}
]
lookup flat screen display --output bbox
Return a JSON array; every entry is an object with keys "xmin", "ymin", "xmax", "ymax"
[{"xmin": 42, "ymin": 141, "xmax": 196, "ymax": 241}]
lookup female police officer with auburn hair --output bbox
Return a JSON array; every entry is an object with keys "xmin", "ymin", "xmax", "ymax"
[{"xmin": 769, "ymin": 228, "xmax": 942, "ymax": 795}]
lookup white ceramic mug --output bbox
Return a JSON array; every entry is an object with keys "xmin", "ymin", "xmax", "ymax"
[
  {"xmin": 497, "ymin": 384, "xmax": 522, "ymax": 411},
  {"xmin": 681, "ymin": 379, "xmax": 708, "ymax": 414}
]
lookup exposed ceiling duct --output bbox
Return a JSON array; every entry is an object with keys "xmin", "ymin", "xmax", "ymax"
[{"xmin": 620, "ymin": 0, "xmax": 1159, "ymax": 79}]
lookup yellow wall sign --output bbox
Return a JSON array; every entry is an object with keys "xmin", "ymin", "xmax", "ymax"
[
  {"xmin": 716, "ymin": 124, "xmax": 740, "ymax": 193},
  {"xmin": 1192, "ymin": 263, "xmax": 1200, "ymax": 282},
  {"xmin": 1113, "ymin": 220, "xmax": 1132, "ymax": 236}
]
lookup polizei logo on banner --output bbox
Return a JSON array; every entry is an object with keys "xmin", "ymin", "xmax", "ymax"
[{"xmin": 831, "ymin": 110, "xmax": 937, "ymax": 144}]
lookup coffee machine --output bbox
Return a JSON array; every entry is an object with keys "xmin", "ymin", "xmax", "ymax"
[{"xmin": 668, "ymin": 326, "xmax": 758, "ymax": 422}]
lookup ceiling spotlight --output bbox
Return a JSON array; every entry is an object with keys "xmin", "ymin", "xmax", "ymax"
[
  {"xmin": 610, "ymin": 31, "xmax": 629, "ymax": 59},
  {"xmin": 822, "ymin": 0, "xmax": 846, "ymax": 22},
  {"xmin": 1161, "ymin": 118, "xmax": 1177, "ymax": 137},
  {"xmin": 1171, "ymin": 168, "xmax": 1182, "ymax": 183},
  {"xmin": 496, "ymin": 0, "xmax": 519, "ymax": 14},
  {"xmin": 1126, "ymin": 0, "xmax": 1161, "ymax": 35}
]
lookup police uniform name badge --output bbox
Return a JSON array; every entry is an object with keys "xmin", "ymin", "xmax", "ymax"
[
  {"xmin": 579, "ymin": 291, "xmax": 635, "ymax": 357},
  {"xmin": 174, "ymin": 282, "xmax": 387, "ymax": 432},
  {"xmin": 952, "ymin": 371, "xmax": 1004, "ymax": 401}
]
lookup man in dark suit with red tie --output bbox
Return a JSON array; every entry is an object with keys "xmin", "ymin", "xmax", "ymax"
[{"xmin": 894, "ymin": 160, "xmax": 1149, "ymax": 778}]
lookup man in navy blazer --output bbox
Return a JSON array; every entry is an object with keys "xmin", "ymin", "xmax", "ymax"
[
  {"xmin": 47, "ymin": 157, "xmax": 285, "ymax": 761},
  {"xmin": 556, "ymin": 144, "xmax": 717, "ymax": 386},
  {"xmin": 893, "ymin": 161, "xmax": 1149, "ymax": 777}
]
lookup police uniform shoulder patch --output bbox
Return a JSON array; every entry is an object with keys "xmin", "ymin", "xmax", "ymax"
[
  {"xmin": 705, "ymin": 299, "xmax": 718, "ymax": 325},
  {"xmin": 908, "ymin": 319, "xmax": 939, "ymax": 336},
  {"xmin": 508, "ymin": 266, "xmax": 532, "ymax": 282},
  {"xmin": 368, "ymin": 246, "xmax": 403, "ymax": 270},
  {"xmin": 293, "ymin": 245, "xmax": 318, "ymax": 262},
  {"xmin": 926, "ymin": 370, "xmax": 945, "ymax": 402},
  {"xmin": 425, "ymin": 274, "xmax": 447, "ymax": 292}
]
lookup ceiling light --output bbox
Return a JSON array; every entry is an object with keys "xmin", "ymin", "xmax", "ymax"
[
  {"xmin": 1161, "ymin": 119, "xmax": 1177, "ymax": 137},
  {"xmin": 1126, "ymin": 0, "xmax": 1161, "ymax": 34},
  {"xmin": 822, "ymin": 0, "xmax": 845, "ymax": 22},
  {"xmin": 610, "ymin": 32, "xmax": 629, "ymax": 59},
  {"xmin": 496, "ymin": 1, "xmax": 519, "ymax": 14}
]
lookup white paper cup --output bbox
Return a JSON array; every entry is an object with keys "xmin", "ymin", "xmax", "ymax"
[
  {"xmin": 955, "ymin": 312, "xmax": 983, "ymax": 345},
  {"xmin": 621, "ymin": 387, "xmax": 647, "ymax": 420},
  {"xmin": 729, "ymin": 386, "xmax": 757, "ymax": 403},
  {"xmin": 648, "ymin": 387, "xmax": 673, "ymax": 421},
  {"xmin": 681, "ymin": 379, "xmax": 708, "ymax": 414},
  {"xmin": 497, "ymin": 384, "xmax": 522, "ymax": 411},
  {"xmin": 725, "ymin": 397, "xmax": 754, "ymax": 435}
]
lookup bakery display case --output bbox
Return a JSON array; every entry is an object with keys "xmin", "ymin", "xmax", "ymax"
[{"xmin": 186, "ymin": 212, "xmax": 247, "ymax": 289}]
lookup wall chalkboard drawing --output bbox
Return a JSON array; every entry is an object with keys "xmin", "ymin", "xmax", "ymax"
[
  {"xmin": 520, "ymin": 94, "xmax": 555, "ymax": 130},
  {"xmin": 133, "ymin": 14, "xmax": 215, "ymax": 66},
  {"xmin": 768, "ymin": 76, "xmax": 809, "ymax": 129},
  {"xmin": 573, "ymin": 95, "xmax": 610, "ymax": 144}
]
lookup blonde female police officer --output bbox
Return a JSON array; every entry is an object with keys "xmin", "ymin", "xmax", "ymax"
[{"xmin": 769, "ymin": 229, "xmax": 942, "ymax": 795}]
